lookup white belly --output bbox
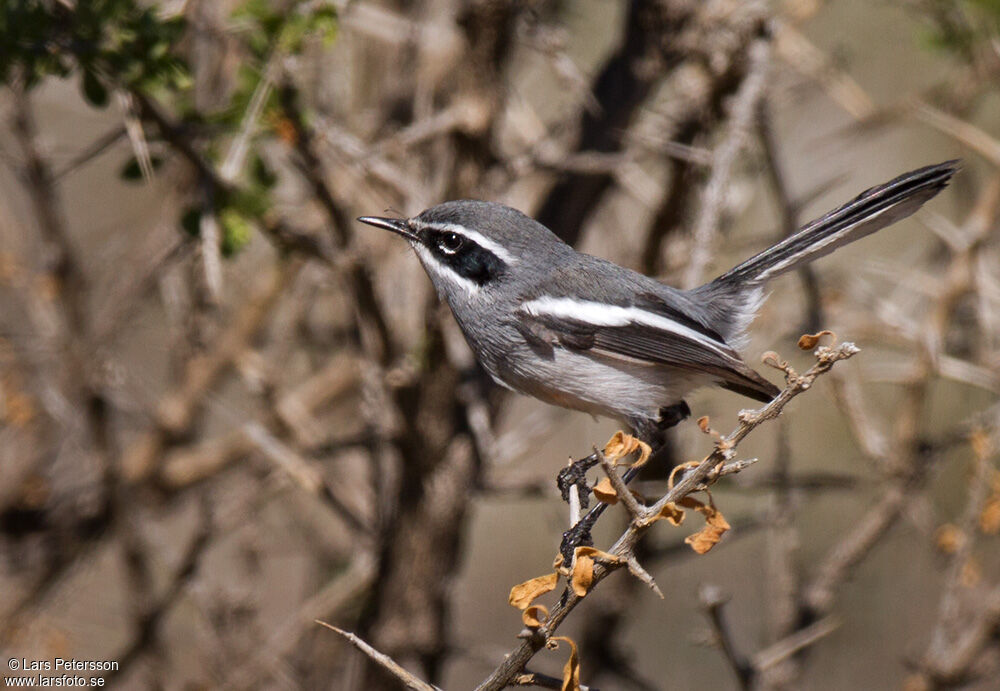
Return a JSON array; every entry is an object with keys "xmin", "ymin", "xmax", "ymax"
[{"xmin": 491, "ymin": 346, "xmax": 703, "ymax": 422}]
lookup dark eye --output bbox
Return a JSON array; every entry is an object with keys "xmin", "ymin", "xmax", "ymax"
[{"xmin": 438, "ymin": 232, "xmax": 464, "ymax": 254}]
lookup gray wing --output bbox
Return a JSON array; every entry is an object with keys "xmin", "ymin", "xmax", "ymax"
[{"xmin": 517, "ymin": 291, "xmax": 780, "ymax": 403}]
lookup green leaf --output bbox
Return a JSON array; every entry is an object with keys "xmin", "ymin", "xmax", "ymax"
[
  {"xmin": 219, "ymin": 207, "xmax": 253, "ymax": 256},
  {"xmin": 312, "ymin": 8, "xmax": 339, "ymax": 46},
  {"xmin": 225, "ymin": 187, "xmax": 271, "ymax": 220}
]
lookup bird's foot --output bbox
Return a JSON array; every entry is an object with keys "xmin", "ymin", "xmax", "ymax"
[
  {"xmin": 658, "ymin": 401, "xmax": 692, "ymax": 429},
  {"xmin": 556, "ymin": 450, "xmax": 603, "ymax": 562},
  {"xmin": 556, "ymin": 450, "xmax": 600, "ymax": 510},
  {"xmin": 559, "ymin": 511, "xmax": 597, "ymax": 564},
  {"xmin": 557, "ymin": 428, "xmax": 666, "ymax": 562}
]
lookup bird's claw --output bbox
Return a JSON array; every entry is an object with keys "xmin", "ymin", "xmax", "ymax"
[
  {"xmin": 559, "ymin": 512, "xmax": 597, "ymax": 564},
  {"xmin": 556, "ymin": 451, "xmax": 600, "ymax": 509}
]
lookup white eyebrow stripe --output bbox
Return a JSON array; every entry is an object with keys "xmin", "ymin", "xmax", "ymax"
[
  {"xmin": 410, "ymin": 220, "xmax": 518, "ymax": 265},
  {"xmin": 413, "ymin": 244, "xmax": 481, "ymax": 297},
  {"xmin": 519, "ymin": 296, "xmax": 732, "ymax": 358}
]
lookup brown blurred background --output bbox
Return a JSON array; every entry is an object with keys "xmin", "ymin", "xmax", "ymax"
[{"xmin": 1, "ymin": 0, "xmax": 999, "ymax": 689}]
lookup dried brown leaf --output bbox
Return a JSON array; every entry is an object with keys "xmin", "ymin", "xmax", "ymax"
[
  {"xmin": 604, "ymin": 431, "xmax": 634, "ymax": 461},
  {"xmin": 565, "ymin": 546, "xmax": 619, "ymax": 599},
  {"xmin": 593, "ymin": 476, "xmax": 618, "ymax": 504},
  {"xmin": 549, "ymin": 636, "xmax": 580, "ymax": 691},
  {"xmin": 575, "ymin": 546, "xmax": 624, "ymax": 564},
  {"xmin": 668, "ymin": 460, "xmax": 701, "ymax": 490},
  {"xmin": 686, "ymin": 526, "xmax": 728, "ymax": 553},
  {"xmin": 604, "ymin": 431, "xmax": 652, "ymax": 467},
  {"xmin": 509, "ymin": 572, "xmax": 559, "ymax": 609},
  {"xmin": 798, "ymin": 330, "xmax": 835, "ymax": 350},
  {"xmin": 761, "ymin": 351, "xmax": 783, "ymax": 368},
  {"xmin": 570, "ymin": 554, "xmax": 594, "ymax": 598},
  {"xmin": 635, "ymin": 440, "xmax": 652, "ymax": 467},
  {"xmin": 650, "ymin": 501, "xmax": 685, "ymax": 526},
  {"xmin": 522, "ymin": 604, "xmax": 549, "ymax": 628},
  {"xmin": 680, "ymin": 496, "xmax": 731, "ymax": 554},
  {"xmin": 685, "ymin": 525, "xmax": 729, "ymax": 554}
]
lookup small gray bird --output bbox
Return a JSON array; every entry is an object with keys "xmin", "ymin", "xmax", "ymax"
[{"xmin": 359, "ymin": 161, "xmax": 956, "ymax": 447}]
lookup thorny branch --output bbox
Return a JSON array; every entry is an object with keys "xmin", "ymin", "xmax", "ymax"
[
  {"xmin": 316, "ymin": 621, "xmax": 440, "ymax": 691},
  {"xmin": 474, "ymin": 340, "xmax": 860, "ymax": 691}
]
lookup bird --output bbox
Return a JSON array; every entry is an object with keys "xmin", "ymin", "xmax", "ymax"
[{"xmin": 358, "ymin": 161, "xmax": 957, "ymax": 449}]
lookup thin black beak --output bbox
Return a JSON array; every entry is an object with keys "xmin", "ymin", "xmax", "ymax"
[{"xmin": 357, "ymin": 216, "xmax": 417, "ymax": 241}]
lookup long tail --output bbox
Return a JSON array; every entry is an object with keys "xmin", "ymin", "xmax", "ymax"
[
  {"xmin": 691, "ymin": 160, "xmax": 958, "ymax": 346},
  {"xmin": 711, "ymin": 160, "xmax": 958, "ymax": 287}
]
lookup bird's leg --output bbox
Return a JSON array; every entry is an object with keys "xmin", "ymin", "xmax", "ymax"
[
  {"xmin": 557, "ymin": 446, "xmax": 664, "ymax": 562},
  {"xmin": 557, "ymin": 402, "xmax": 690, "ymax": 562}
]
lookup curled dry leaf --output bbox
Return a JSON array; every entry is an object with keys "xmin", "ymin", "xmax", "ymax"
[
  {"xmin": 566, "ymin": 546, "xmax": 623, "ymax": 598},
  {"xmin": 509, "ymin": 572, "xmax": 559, "ymax": 609},
  {"xmin": 570, "ymin": 554, "xmax": 594, "ymax": 598},
  {"xmin": 549, "ymin": 636, "xmax": 581, "ymax": 691},
  {"xmin": 697, "ymin": 416, "xmax": 712, "ymax": 434},
  {"xmin": 761, "ymin": 350, "xmax": 783, "ymax": 368},
  {"xmin": 685, "ymin": 521, "xmax": 730, "ymax": 554},
  {"xmin": 604, "ymin": 430, "xmax": 652, "ymax": 467},
  {"xmin": 668, "ymin": 460, "xmax": 701, "ymax": 490},
  {"xmin": 575, "ymin": 546, "xmax": 623, "ymax": 564},
  {"xmin": 522, "ymin": 604, "xmax": 549, "ymax": 628},
  {"xmin": 798, "ymin": 329, "xmax": 836, "ymax": 350},
  {"xmin": 679, "ymin": 496, "xmax": 731, "ymax": 554},
  {"xmin": 650, "ymin": 501, "xmax": 685, "ymax": 526},
  {"xmin": 604, "ymin": 431, "xmax": 635, "ymax": 461},
  {"xmin": 593, "ymin": 476, "xmax": 618, "ymax": 504}
]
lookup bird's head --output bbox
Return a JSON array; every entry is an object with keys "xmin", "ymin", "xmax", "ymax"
[{"xmin": 358, "ymin": 200, "xmax": 570, "ymax": 304}]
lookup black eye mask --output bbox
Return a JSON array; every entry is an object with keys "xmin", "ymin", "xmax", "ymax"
[{"xmin": 424, "ymin": 229, "xmax": 507, "ymax": 286}]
